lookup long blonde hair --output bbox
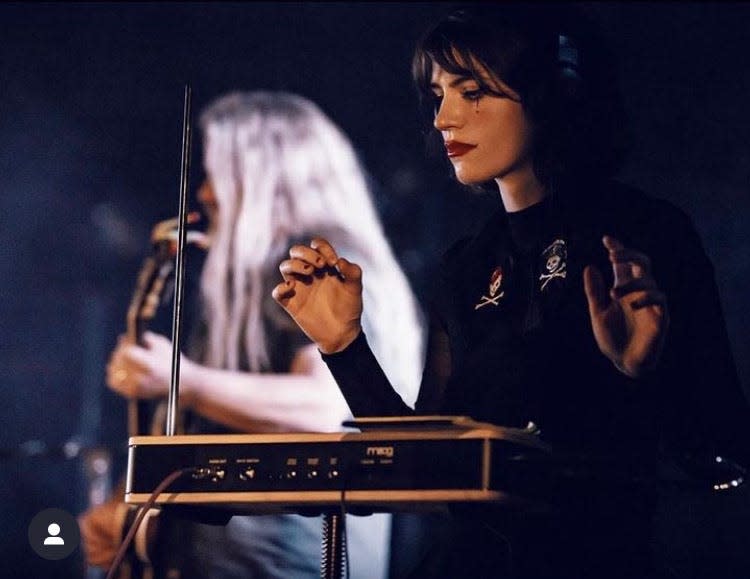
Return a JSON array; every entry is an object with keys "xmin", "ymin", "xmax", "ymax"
[{"xmin": 199, "ymin": 91, "xmax": 423, "ymax": 405}]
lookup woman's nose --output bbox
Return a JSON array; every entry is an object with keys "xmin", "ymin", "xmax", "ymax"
[{"xmin": 433, "ymin": 97, "xmax": 459, "ymax": 131}]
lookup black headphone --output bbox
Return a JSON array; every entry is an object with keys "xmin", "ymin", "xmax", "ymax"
[
  {"xmin": 558, "ymin": 34, "xmax": 581, "ymax": 81},
  {"xmin": 556, "ymin": 33, "xmax": 583, "ymax": 100}
]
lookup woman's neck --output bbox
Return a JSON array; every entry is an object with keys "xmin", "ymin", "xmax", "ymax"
[{"xmin": 494, "ymin": 167, "xmax": 546, "ymax": 213}]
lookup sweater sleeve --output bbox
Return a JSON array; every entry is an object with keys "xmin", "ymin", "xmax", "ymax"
[
  {"xmin": 321, "ymin": 331, "xmax": 414, "ymax": 417},
  {"xmin": 321, "ymin": 304, "xmax": 456, "ymax": 418},
  {"xmin": 321, "ymin": 238, "xmax": 471, "ymax": 419}
]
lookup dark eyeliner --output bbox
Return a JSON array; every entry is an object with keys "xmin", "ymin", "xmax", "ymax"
[{"xmin": 461, "ymin": 89, "xmax": 484, "ymax": 101}]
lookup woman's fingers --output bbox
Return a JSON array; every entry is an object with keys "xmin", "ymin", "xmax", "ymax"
[
  {"xmin": 593, "ymin": 236, "xmax": 664, "ymax": 304},
  {"xmin": 310, "ymin": 238, "xmax": 340, "ymax": 266},
  {"xmin": 604, "ymin": 236, "xmax": 632, "ymax": 287},
  {"xmin": 608, "ymin": 248, "xmax": 652, "ymax": 280},
  {"xmin": 289, "ymin": 244, "xmax": 327, "ymax": 267},
  {"xmin": 608, "ymin": 248, "xmax": 652, "ymax": 269},
  {"xmin": 609, "ymin": 277, "xmax": 658, "ymax": 300},
  {"xmin": 279, "ymin": 258, "xmax": 318, "ymax": 281},
  {"xmin": 629, "ymin": 289, "xmax": 668, "ymax": 310},
  {"xmin": 272, "ymin": 279, "xmax": 296, "ymax": 304},
  {"xmin": 277, "ymin": 257, "xmax": 362, "ymax": 294},
  {"xmin": 281, "ymin": 239, "xmax": 341, "ymax": 283},
  {"xmin": 603, "ymin": 235, "xmax": 656, "ymax": 287},
  {"xmin": 335, "ymin": 257, "xmax": 362, "ymax": 284}
]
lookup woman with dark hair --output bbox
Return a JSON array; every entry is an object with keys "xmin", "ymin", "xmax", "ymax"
[
  {"xmin": 412, "ymin": 4, "xmax": 628, "ymax": 192},
  {"xmin": 274, "ymin": 5, "xmax": 748, "ymax": 578}
]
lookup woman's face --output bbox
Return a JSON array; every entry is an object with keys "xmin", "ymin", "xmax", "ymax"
[{"xmin": 430, "ymin": 60, "xmax": 535, "ymax": 186}]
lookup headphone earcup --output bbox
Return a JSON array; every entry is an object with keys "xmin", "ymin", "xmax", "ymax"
[{"xmin": 557, "ymin": 34, "xmax": 583, "ymax": 99}]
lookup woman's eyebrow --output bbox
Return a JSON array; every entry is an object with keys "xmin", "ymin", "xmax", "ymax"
[{"xmin": 430, "ymin": 75, "xmax": 476, "ymax": 90}]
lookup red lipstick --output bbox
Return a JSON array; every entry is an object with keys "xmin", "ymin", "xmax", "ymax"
[{"xmin": 445, "ymin": 141, "xmax": 476, "ymax": 158}]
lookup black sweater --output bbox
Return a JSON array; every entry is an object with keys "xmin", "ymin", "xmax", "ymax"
[
  {"xmin": 325, "ymin": 179, "xmax": 749, "ymax": 471},
  {"xmin": 322, "ymin": 180, "xmax": 750, "ymax": 577}
]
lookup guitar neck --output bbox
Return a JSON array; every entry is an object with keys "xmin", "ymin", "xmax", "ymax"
[{"xmin": 125, "ymin": 255, "xmax": 175, "ymax": 438}]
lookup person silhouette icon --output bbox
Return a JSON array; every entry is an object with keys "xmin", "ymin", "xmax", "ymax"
[
  {"xmin": 29, "ymin": 508, "xmax": 78, "ymax": 560},
  {"xmin": 43, "ymin": 523, "xmax": 65, "ymax": 546}
]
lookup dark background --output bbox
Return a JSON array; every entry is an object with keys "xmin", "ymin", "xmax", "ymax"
[{"xmin": 1, "ymin": 2, "xmax": 748, "ymax": 578}]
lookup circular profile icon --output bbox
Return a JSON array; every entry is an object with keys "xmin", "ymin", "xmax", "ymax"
[{"xmin": 28, "ymin": 508, "xmax": 80, "ymax": 560}]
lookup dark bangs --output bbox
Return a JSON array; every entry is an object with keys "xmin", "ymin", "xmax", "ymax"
[
  {"xmin": 413, "ymin": 28, "xmax": 507, "ymax": 101},
  {"xmin": 413, "ymin": 7, "xmax": 546, "ymax": 104}
]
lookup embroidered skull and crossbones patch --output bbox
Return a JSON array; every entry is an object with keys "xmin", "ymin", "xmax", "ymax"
[
  {"xmin": 539, "ymin": 238, "xmax": 567, "ymax": 291},
  {"xmin": 474, "ymin": 266, "xmax": 505, "ymax": 310}
]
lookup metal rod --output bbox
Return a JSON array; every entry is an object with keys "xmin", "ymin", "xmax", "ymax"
[{"xmin": 166, "ymin": 84, "xmax": 192, "ymax": 436}]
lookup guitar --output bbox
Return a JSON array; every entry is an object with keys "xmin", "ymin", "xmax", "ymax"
[
  {"xmin": 81, "ymin": 214, "xmax": 208, "ymax": 579},
  {"xmin": 125, "ymin": 214, "xmax": 208, "ymax": 436},
  {"xmin": 124, "ymin": 214, "xmax": 209, "ymax": 579}
]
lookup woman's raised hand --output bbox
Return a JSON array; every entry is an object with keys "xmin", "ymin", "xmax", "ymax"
[
  {"xmin": 273, "ymin": 238, "xmax": 363, "ymax": 354},
  {"xmin": 583, "ymin": 235, "xmax": 669, "ymax": 378}
]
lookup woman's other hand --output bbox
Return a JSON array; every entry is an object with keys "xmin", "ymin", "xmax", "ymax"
[{"xmin": 584, "ymin": 235, "xmax": 669, "ymax": 378}]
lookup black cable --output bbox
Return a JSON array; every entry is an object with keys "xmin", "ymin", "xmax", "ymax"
[{"xmin": 105, "ymin": 467, "xmax": 196, "ymax": 579}]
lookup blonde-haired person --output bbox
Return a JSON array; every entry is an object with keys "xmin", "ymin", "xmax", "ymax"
[{"xmin": 81, "ymin": 91, "xmax": 423, "ymax": 579}]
